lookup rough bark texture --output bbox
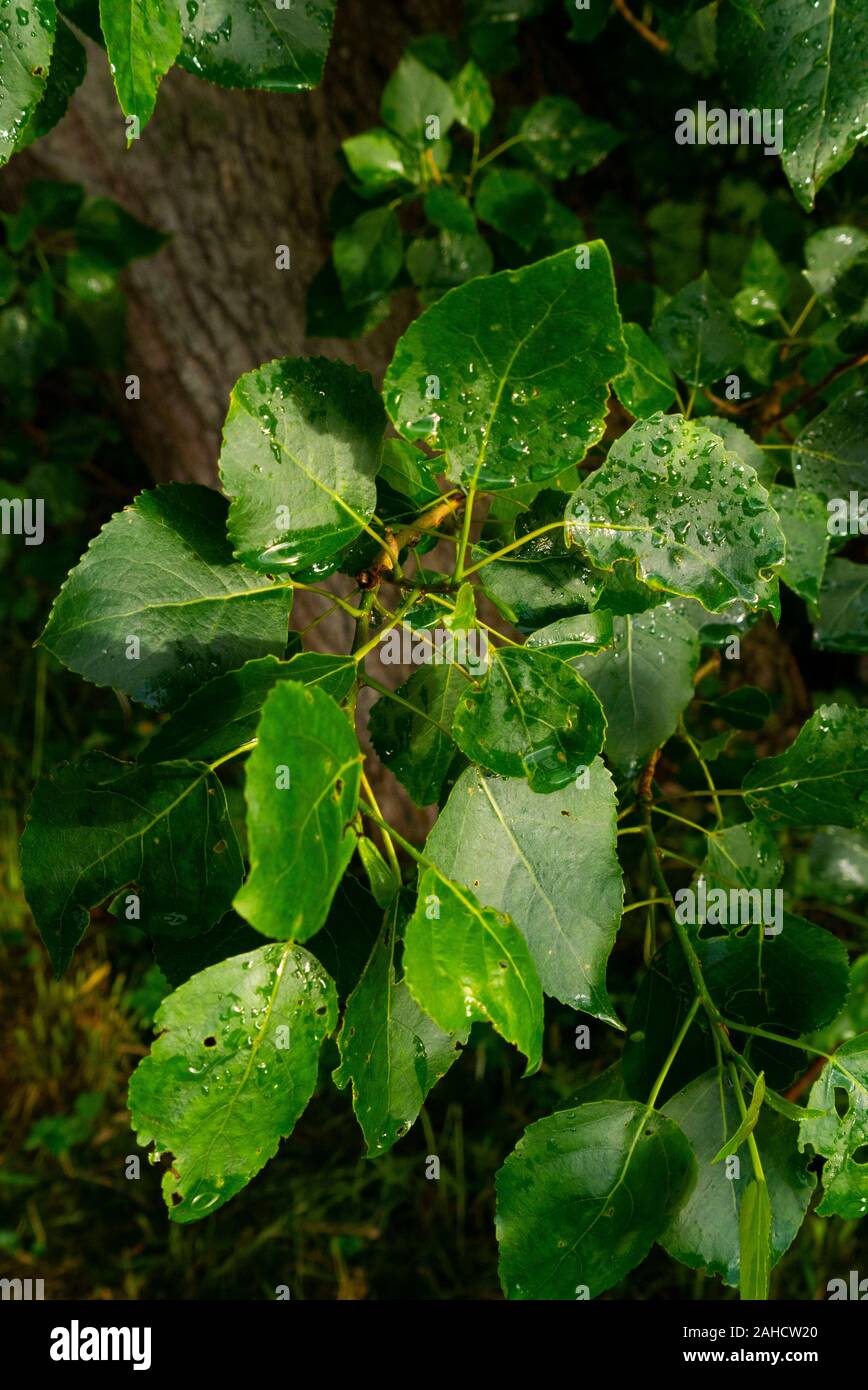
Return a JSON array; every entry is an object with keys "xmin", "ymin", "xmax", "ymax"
[{"xmin": 6, "ymin": 0, "xmax": 461, "ymax": 485}]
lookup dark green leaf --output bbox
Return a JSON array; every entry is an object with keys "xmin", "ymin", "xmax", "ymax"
[
  {"xmin": 792, "ymin": 388, "xmax": 868, "ymax": 505},
  {"xmin": 614, "ymin": 322, "xmax": 678, "ymax": 418},
  {"xmin": 804, "ymin": 226, "xmax": 868, "ymax": 324},
  {"xmin": 525, "ymin": 609, "xmax": 614, "ymax": 657},
  {"xmin": 334, "ymin": 206, "xmax": 403, "ymax": 309},
  {"xmin": 496, "ymin": 1101, "xmax": 695, "ymax": 1298},
  {"xmin": 405, "ymin": 229, "xmax": 494, "ymax": 299},
  {"xmin": 652, "ymin": 273, "xmax": 745, "ymax": 387},
  {"xmin": 142, "ymin": 653, "xmax": 356, "ymax": 764},
  {"xmin": 743, "ymin": 704, "xmax": 868, "ymax": 828},
  {"xmin": 769, "ymin": 484, "xmax": 829, "ymax": 604},
  {"xmin": 515, "ymin": 95, "xmax": 623, "ymax": 179},
  {"xmin": 39, "ymin": 484, "xmax": 293, "ymax": 710},
  {"xmin": 74, "ymin": 196, "xmax": 169, "ymax": 267},
  {"xmin": 334, "ymin": 900, "xmax": 466, "ymax": 1156},
  {"xmin": 219, "ymin": 357, "xmax": 384, "ymax": 575},
  {"xmin": 693, "ymin": 415, "xmax": 776, "ymax": 487},
  {"xmin": 178, "ymin": 0, "xmax": 336, "ymax": 92},
  {"xmin": 814, "ymin": 559, "xmax": 868, "ymax": 653},
  {"xmin": 368, "ymin": 660, "xmax": 465, "ymax": 807},
  {"xmin": 453, "ymin": 645, "xmax": 606, "ymax": 793},
  {"xmin": 129, "ymin": 942, "xmax": 337, "ymax": 1221},
  {"xmin": 0, "ymin": 0, "xmax": 55, "ymax": 165},
  {"xmin": 15, "ymin": 16, "xmax": 85, "ymax": 149},
  {"xmin": 21, "ymin": 752, "xmax": 242, "ymax": 974},
  {"xmin": 380, "ymin": 55, "xmax": 455, "ymax": 147},
  {"xmin": 661, "ymin": 1070, "xmax": 814, "ymax": 1288},
  {"xmin": 719, "ymin": 0, "xmax": 868, "ymax": 209},
  {"xmin": 475, "ymin": 168, "xmax": 546, "ymax": 251}
]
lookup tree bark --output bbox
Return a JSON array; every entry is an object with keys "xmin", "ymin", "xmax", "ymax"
[{"xmin": 6, "ymin": 0, "xmax": 461, "ymax": 485}]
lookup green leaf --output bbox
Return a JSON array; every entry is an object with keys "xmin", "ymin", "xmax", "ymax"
[
  {"xmin": 652, "ymin": 273, "xmax": 745, "ymax": 387},
  {"xmin": 814, "ymin": 558, "xmax": 868, "ymax": 653},
  {"xmin": 475, "ymin": 546, "xmax": 604, "ymax": 630},
  {"xmin": 719, "ymin": 0, "xmax": 868, "ymax": 210},
  {"xmin": 426, "ymin": 762, "xmax": 623, "ymax": 1022},
  {"xmin": 0, "ymin": 0, "xmax": 55, "ymax": 165},
  {"xmin": 453, "ymin": 646, "xmax": 606, "ymax": 794},
  {"xmin": 694, "ymin": 415, "xmax": 776, "ymax": 487},
  {"xmin": 792, "ymin": 388, "xmax": 868, "ymax": 505},
  {"xmin": 733, "ymin": 237, "xmax": 790, "ymax": 326},
  {"xmin": 661, "ymin": 1070, "xmax": 814, "ymax": 1288},
  {"xmin": 142, "ymin": 653, "xmax": 356, "ymax": 765},
  {"xmin": 357, "ymin": 837, "xmax": 398, "ymax": 909},
  {"xmin": 152, "ymin": 912, "xmax": 261, "ymax": 989},
  {"xmin": 382, "ymin": 244, "xmax": 626, "ymax": 491},
  {"xmin": 806, "ymin": 833, "xmax": 868, "ymax": 908},
  {"xmin": 769, "ymin": 484, "xmax": 829, "ymax": 604},
  {"xmin": 475, "ymin": 168, "xmax": 546, "ymax": 252},
  {"xmin": 219, "ymin": 357, "xmax": 384, "ymax": 575},
  {"xmin": 694, "ymin": 913, "xmax": 851, "ymax": 1037},
  {"xmin": 376, "ymin": 437, "xmax": 442, "ymax": 514},
  {"xmin": 570, "ymin": 605, "xmax": 699, "ymax": 775},
  {"xmin": 739, "ymin": 1178, "xmax": 772, "ymax": 1299},
  {"xmin": 99, "ymin": 0, "xmax": 181, "ymax": 125},
  {"xmin": 368, "ymin": 660, "xmax": 465, "ymax": 807},
  {"xmin": 405, "ymin": 229, "xmax": 494, "ymax": 300},
  {"xmin": 743, "ymin": 704, "xmax": 868, "ymax": 828},
  {"xmin": 334, "ymin": 206, "xmax": 403, "ymax": 309},
  {"xmin": 450, "ymin": 59, "xmax": 493, "ymax": 133},
  {"xmin": 404, "ymin": 868, "xmax": 544, "ymax": 1073},
  {"xmin": 305, "ymin": 260, "xmax": 391, "ymax": 340},
  {"xmin": 15, "ymin": 16, "xmax": 85, "ymax": 150},
  {"xmin": 567, "ymin": 413, "xmax": 786, "ymax": 612},
  {"xmin": 234, "ymin": 681, "xmax": 362, "ymax": 941},
  {"xmin": 525, "ymin": 609, "xmax": 614, "ymax": 658},
  {"xmin": 496, "ymin": 1101, "xmax": 695, "ymax": 1299},
  {"xmin": 129, "ymin": 941, "xmax": 337, "ymax": 1222},
  {"xmin": 515, "ymin": 95, "xmax": 623, "ymax": 179},
  {"xmin": 700, "ymin": 684, "xmax": 772, "ymax": 732},
  {"xmin": 39, "ymin": 484, "xmax": 293, "ymax": 710},
  {"xmin": 804, "ymin": 226, "xmax": 868, "ymax": 324},
  {"xmin": 341, "ymin": 128, "xmax": 410, "ymax": 195},
  {"xmin": 699, "ymin": 819, "xmax": 783, "ymax": 897},
  {"xmin": 178, "ymin": 0, "xmax": 336, "ymax": 92},
  {"xmin": 712, "ymin": 1073, "xmax": 766, "ymax": 1162},
  {"xmin": 380, "ymin": 55, "xmax": 455, "ymax": 147},
  {"xmin": 799, "ymin": 1033, "xmax": 868, "ymax": 1217},
  {"xmin": 423, "ymin": 185, "xmax": 476, "ymax": 235},
  {"xmin": 334, "ymin": 900, "xmax": 466, "ymax": 1156},
  {"xmin": 20, "ymin": 752, "xmax": 242, "ymax": 974},
  {"xmin": 614, "ymin": 322, "xmax": 677, "ymax": 418},
  {"xmin": 74, "ymin": 196, "xmax": 169, "ymax": 268}
]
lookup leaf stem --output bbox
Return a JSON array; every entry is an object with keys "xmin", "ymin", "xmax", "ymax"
[{"xmin": 647, "ymin": 996, "xmax": 702, "ymax": 1109}]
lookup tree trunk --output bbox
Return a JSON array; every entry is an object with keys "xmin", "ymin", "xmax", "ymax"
[{"xmin": 6, "ymin": 0, "xmax": 461, "ymax": 485}]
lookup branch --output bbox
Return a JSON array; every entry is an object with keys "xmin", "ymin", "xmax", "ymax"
[
  {"xmin": 362, "ymin": 492, "xmax": 464, "ymax": 586},
  {"xmin": 613, "ymin": 0, "xmax": 670, "ymax": 52}
]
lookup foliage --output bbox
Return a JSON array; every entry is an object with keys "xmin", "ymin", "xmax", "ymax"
[
  {"xmin": 9, "ymin": 0, "xmax": 868, "ymax": 1302},
  {"xmin": 0, "ymin": 0, "xmax": 338, "ymax": 162}
]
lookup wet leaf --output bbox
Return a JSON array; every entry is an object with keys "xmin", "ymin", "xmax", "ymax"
[
  {"xmin": 742, "ymin": 704, "xmax": 868, "ymax": 828},
  {"xmin": 799, "ymin": 1033, "xmax": 868, "ymax": 1217},
  {"xmin": 129, "ymin": 942, "xmax": 337, "ymax": 1221},
  {"xmin": 178, "ymin": 0, "xmax": 336, "ymax": 92},
  {"xmin": 38, "ymin": 484, "xmax": 294, "ymax": 710}
]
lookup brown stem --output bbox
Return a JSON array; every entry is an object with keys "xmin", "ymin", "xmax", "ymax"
[
  {"xmin": 613, "ymin": 0, "xmax": 670, "ymax": 51},
  {"xmin": 364, "ymin": 492, "xmax": 464, "ymax": 584},
  {"xmin": 760, "ymin": 352, "xmax": 868, "ymax": 430}
]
